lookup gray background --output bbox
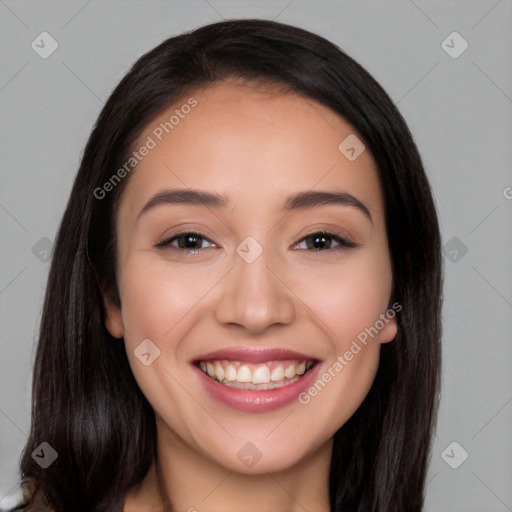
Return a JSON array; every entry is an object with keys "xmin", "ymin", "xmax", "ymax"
[{"xmin": 1, "ymin": 1, "xmax": 511, "ymax": 510}]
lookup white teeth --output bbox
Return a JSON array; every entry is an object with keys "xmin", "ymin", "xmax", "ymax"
[
  {"xmin": 270, "ymin": 366, "xmax": 285, "ymax": 381},
  {"xmin": 198, "ymin": 359, "xmax": 316, "ymax": 388},
  {"xmin": 237, "ymin": 365, "xmax": 252, "ymax": 383},
  {"xmin": 206, "ymin": 362, "xmax": 215, "ymax": 378},
  {"xmin": 284, "ymin": 365, "xmax": 296, "ymax": 379},
  {"xmin": 214, "ymin": 361, "xmax": 225, "ymax": 382},
  {"xmin": 252, "ymin": 366, "xmax": 271, "ymax": 384},
  {"xmin": 225, "ymin": 364, "xmax": 237, "ymax": 381}
]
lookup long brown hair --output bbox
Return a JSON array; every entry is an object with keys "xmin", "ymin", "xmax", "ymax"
[{"xmin": 20, "ymin": 19, "xmax": 442, "ymax": 511}]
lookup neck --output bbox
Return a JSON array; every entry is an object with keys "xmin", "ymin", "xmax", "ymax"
[{"xmin": 141, "ymin": 416, "xmax": 332, "ymax": 512}]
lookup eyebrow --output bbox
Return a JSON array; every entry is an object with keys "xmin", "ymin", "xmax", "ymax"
[{"xmin": 137, "ymin": 188, "xmax": 371, "ymax": 222}]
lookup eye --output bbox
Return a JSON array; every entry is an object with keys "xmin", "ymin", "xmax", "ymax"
[
  {"xmin": 155, "ymin": 231, "xmax": 216, "ymax": 253},
  {"xmin": 294, "ymin": 231, "xmax": 357, "ymax": 251}
]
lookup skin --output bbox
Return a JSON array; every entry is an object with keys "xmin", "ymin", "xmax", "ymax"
[{"xmin": 102, "ymin": 79, "xmax": 397, "ymax": 511}]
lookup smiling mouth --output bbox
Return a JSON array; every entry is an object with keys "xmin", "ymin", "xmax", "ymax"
[{"xmin": 196, "ymin": 359, "xmax": 317, "ymax": 390}]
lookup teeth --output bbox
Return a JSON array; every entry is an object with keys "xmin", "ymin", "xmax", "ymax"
[
  {"xmin": 214, "ymin": 361, "xmax": 225, "ymax": 382},
  {"xmin": 237, "ymin": 365, "xmax": 252, "ymax": 383},
  {"xmin": 225, "ymin": 365, "xmax": 237, "ymax": 381},
  {"xmin": 270, "ymin": 366, "xmax": 284, "ymax": 381},
  {"xmin": 252, "ymin": 365, "xmax": 271, "ymax": 384},
  {"xmin": 198, "ymin": 359, "xmax": 315, "ymax": 387},
  {"xmin": 284, "ymin": 365, "xmax": 296, "ymax": 379}
]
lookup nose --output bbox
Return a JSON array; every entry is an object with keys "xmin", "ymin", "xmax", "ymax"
[{"xmin": 214, "ymin": 248, "xmax": 296, "ymax": 334}]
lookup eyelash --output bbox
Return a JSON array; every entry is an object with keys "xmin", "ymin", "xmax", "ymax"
[{"xmin": 154, "ymin": 230, "xmax": 357, "ymax": 254}]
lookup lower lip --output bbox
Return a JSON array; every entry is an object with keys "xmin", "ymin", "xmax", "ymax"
[{"xmin": 193, "ymin": 362, "xmax": 322, "ymax": 412}]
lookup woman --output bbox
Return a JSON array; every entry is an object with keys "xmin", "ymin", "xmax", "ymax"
[{"xmin": 9, "ymin": 18, "xmax": 442, "ymax": 512}]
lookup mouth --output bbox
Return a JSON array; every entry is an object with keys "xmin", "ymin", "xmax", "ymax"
[
  {"xmin": 191, "ymin": 348, "xmax": 322, "ymax": 412},
  {"xmin": 196, "ymin": 359, "xmax": 317, "ymax": 390}
]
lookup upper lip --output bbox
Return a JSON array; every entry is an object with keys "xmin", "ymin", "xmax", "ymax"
[{"xmin": 193, "ymin": 347, "xmax": 320, "ymax": 364}]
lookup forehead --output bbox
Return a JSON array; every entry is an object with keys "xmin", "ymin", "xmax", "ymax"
[{"xmin": 119, "ymin": 80, "xmax": 383, "ymax": 222}]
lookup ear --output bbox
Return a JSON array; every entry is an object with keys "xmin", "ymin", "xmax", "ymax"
[
  {"xmin": 101, "ymin": 284, "xmax": 124, "ymax": 339},
  {"xmin": 378, "ymin": 304, "xmax": 399, "ymax": 344}
]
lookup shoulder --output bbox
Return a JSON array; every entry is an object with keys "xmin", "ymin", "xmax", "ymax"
[{"xmin": 0, "ymin": 478, "xmax": 56, "ymax": 512}]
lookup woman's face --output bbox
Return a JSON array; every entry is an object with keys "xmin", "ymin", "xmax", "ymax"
[{"xmin": 103, "ymin": 80, "xmax": 397, "ymax": 474}]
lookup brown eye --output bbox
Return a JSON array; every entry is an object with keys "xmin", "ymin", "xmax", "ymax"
[
  {"xmin": 155, "ymin": 232, "xmax": 216, "ymax": 252},
  {"xmin": 296, "ymin": 231, "xmax": 356, "ymax": 251}
]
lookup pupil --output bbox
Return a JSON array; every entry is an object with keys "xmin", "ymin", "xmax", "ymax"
[
  {"xmin": 182, "ymin": 235, "xmax": 200, "ymax": 249},
  {"xmin": 311, "ymin": 234, "xmax": 329, "ymax": 250}
]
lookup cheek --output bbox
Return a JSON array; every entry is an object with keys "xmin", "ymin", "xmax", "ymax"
[
  {"xmin": 115, "ymin": 255, "xmax": 220, "ymax": 417},
  {"xmin": 117, "ymin": 254, "xmax": 222, "ymax": 344},
  {"xmin": 293, "ymin": 252, "xmax": 392, "ymax": 425},
  {"xmin": 290, "ymin": 251, "xmax": 392, "ymax": 345}
]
